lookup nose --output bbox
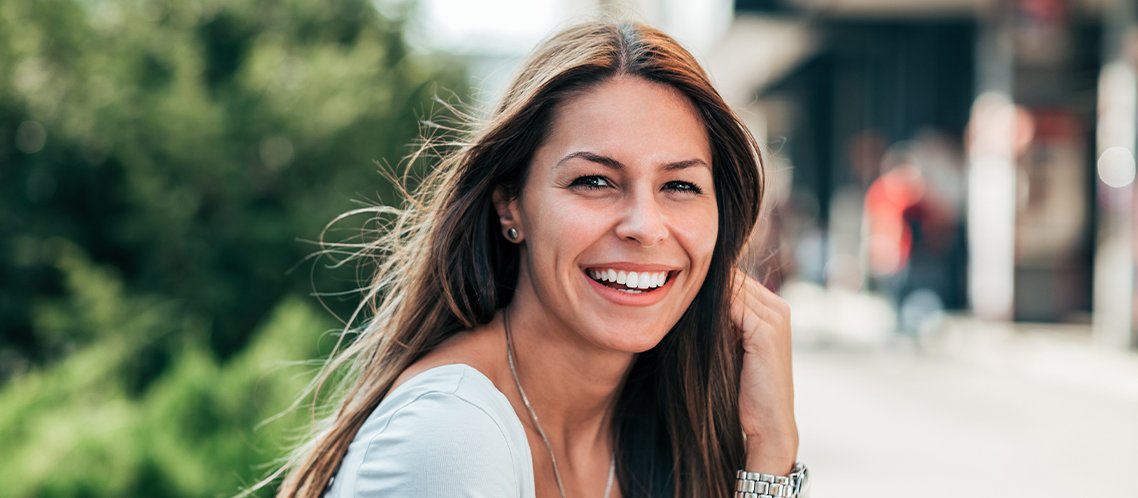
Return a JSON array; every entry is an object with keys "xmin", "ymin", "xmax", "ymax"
[{"xmin": 614, "ymin": 189, "xmax": 669, "ymax": 247}]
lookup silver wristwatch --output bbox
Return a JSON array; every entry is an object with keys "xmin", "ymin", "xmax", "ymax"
[{"xmin": 734, "ymin": 462, "xmax": 809, "ymax": 498}]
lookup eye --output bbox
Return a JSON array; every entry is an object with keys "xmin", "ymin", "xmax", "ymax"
[
  {"xmin": 569, "ymin": 175, "xmax": 613, "ymax": 190},
  {"xmin": 663, "ymin": 181, "xmax": 703, "ymax": 195}
]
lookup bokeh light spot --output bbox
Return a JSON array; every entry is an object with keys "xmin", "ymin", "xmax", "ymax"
[
  {"xmin": 260, "ymin": 136, "xmax": 295, "ymax": 170},
  {"xmin": 15, "ymin": 121, "xmax": 47, "ymax": 154},
  {"xmin": 1097, "ymin": 146, "xmax": 1136, "ymax": 188}
]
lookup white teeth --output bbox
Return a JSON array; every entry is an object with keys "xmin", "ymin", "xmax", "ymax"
[
  {"xmin": 640, "ymin": 274, "xmax": 653, "ymax": 289},
  {"xmin": 587, "ymin": 268, "xmax": 670, "ymax": 290}
]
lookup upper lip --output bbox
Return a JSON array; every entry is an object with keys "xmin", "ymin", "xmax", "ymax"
[{"xmin": 581, "ymin": 262, "xmax": 682, "ymax": 273}]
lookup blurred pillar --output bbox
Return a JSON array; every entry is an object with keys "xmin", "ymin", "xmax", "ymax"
[
  {"xmin": 966, "ymin": 0, "xmax": 1017, "ymax": 320},
  {"xmin": 1094, "ymin": 0, "xmax": 1138, "ymax": 349}
]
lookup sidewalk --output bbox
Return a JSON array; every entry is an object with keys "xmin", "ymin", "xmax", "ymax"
[{"xmin": 786, "ymin": 282, "xmax": 1138, "ymax": 498}]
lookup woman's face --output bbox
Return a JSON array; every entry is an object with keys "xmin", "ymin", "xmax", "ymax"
[{"xmin": 504, "ymin": 76, "xmax": 718, "ymax": 353}]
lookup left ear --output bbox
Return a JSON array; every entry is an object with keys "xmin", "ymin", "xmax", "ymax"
[{"xmin": 492, "ymin": 186, "xmax": 523, "ymax": 241}]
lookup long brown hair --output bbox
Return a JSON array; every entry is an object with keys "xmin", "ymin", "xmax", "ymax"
[{"xmin": 268, "ymin": 20, "xmax": 764, "ymax": 498}]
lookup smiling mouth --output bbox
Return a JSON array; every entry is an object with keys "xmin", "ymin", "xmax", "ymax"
[{"xmin": 585, "ymin": 268, "xmax": 677, "ymax": 294}]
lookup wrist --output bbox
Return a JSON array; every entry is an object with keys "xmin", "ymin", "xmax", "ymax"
[{"xmin": 743, "ymin": 433, "xmax": 798, "ymax": 475}]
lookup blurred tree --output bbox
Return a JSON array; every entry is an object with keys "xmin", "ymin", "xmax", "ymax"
[
  {"xmin": 0, "ymin": 0, "xmax": 464, "ymax": 373},
  {"xmin": 0, "ymin": 0, "xmax": 467, "ymax": 495},
  {"xmin": 0, "ymin": 260, "xmax": 337, "ymax": 496}
]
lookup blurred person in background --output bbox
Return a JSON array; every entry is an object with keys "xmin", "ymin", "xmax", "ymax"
[
  {"xmin": 259, "ymin": 20, "xmax": 808, "ymax": 498},
  {"xmin": 864, "ymin": 139, "xmax": 961, "ymax": 337}
]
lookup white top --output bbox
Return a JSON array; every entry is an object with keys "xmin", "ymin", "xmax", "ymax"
[{"xmin": 325, "ymin": 364, "xmax": 536, "ymax": 497}]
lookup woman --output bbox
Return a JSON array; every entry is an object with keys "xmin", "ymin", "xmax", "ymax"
[{"xmin": 272, "ymin": 21, "xmax": 805, "ymax": 498}]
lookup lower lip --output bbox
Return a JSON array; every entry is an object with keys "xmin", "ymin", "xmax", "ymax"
[{"xmin": 583, "ymin": 270, "xmax": 677, "ymax": 307}]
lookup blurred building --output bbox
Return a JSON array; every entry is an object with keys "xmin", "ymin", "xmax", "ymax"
[{"xmin": 721, "ymin": 0, "xmax": 1138, "ymax": 350}]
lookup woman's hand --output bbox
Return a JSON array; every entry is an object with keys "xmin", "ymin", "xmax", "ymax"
[{"xmin": 729, "ymin": 268, "xmax": 799, "ymax": 474}]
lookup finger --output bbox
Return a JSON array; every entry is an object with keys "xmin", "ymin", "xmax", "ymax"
[
  {"xmin": 735, "ymin": 276, "xmax": 788, "ymax": 329},
  {"xmin": 736, "ymin": 273, "xmax": 791, "ymax": 326},
  {"xmin": 736, "ymin": 272, "xmax": 787, "ymax": 312},
  {"xmin": 730, "ymin": 275, "xmax": 778, "ymax": 334},
  {"xmin": 732, "ymin": 279, "xmax": 793, "ymax": 358}
]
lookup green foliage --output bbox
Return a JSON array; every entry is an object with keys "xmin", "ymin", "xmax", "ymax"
[
  {"xmin": 0, "ymin": 0, "xmax": 467, "ymax": 496},
  {"xmin": 0, "ymin": 272, "xmax": 335, "ymax": 497},
  {"xmin": 0, "ymin": 0, "xmax": 464, "ymax": 365}
]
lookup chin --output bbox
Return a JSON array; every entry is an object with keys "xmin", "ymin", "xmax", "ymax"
[{"xmin": 589, "ymin": 319, "xmax": 674, "ymax": 353}]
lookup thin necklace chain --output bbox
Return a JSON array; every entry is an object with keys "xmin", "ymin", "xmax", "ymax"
[{"xmin": 504, "ymin": 311, "xmax": 615, "ymax": 498}]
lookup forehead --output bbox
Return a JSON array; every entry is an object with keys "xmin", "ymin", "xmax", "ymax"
[{"xmin": 538, "ymin": 76, "xmax": 712, "ymax": 169}]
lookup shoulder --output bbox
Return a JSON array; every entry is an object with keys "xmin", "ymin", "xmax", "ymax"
[
  {"xmin": 327, "ymin": 364, "xmax": 534, "ymax": 498},
  {"xmin": 371, "ymin": 364, "xmax": 516, "ymax": 443},
  {"xmin": 390, "ymin": 325, "xmax": 507, "ymax": 392}
]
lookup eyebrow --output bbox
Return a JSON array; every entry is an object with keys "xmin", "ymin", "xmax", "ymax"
[{"xmin": 554, "ymin": 151, "xmax": 710, "ymax": 171}]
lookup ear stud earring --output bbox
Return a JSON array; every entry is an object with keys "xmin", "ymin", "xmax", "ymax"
[{"xmin": 506, "ymin": 227, "xmax": 520, "ymax": 241}]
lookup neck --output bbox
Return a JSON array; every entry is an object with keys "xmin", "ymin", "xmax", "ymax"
[{"xmin": 502, "ymin": 290, "xmax": 633, "ymax": 452}]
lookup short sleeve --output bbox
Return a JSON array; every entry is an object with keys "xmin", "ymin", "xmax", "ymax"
[{"xmin": 336, "ymin": 390, "xmax": 522, "ymax": 497}]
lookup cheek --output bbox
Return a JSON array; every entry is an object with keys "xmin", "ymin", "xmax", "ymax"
[
  {"xmin": 524, "ymin": 196, "xmax": 606, "ymax": 265},
  {"xmin": 674, "ymin": 203, "xmax": 719, "ymax": 267}
]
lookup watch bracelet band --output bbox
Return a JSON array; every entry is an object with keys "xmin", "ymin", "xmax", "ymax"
[{"xmin": 734, "ymin": 463, "xmax": 806, "ymax": 498}]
